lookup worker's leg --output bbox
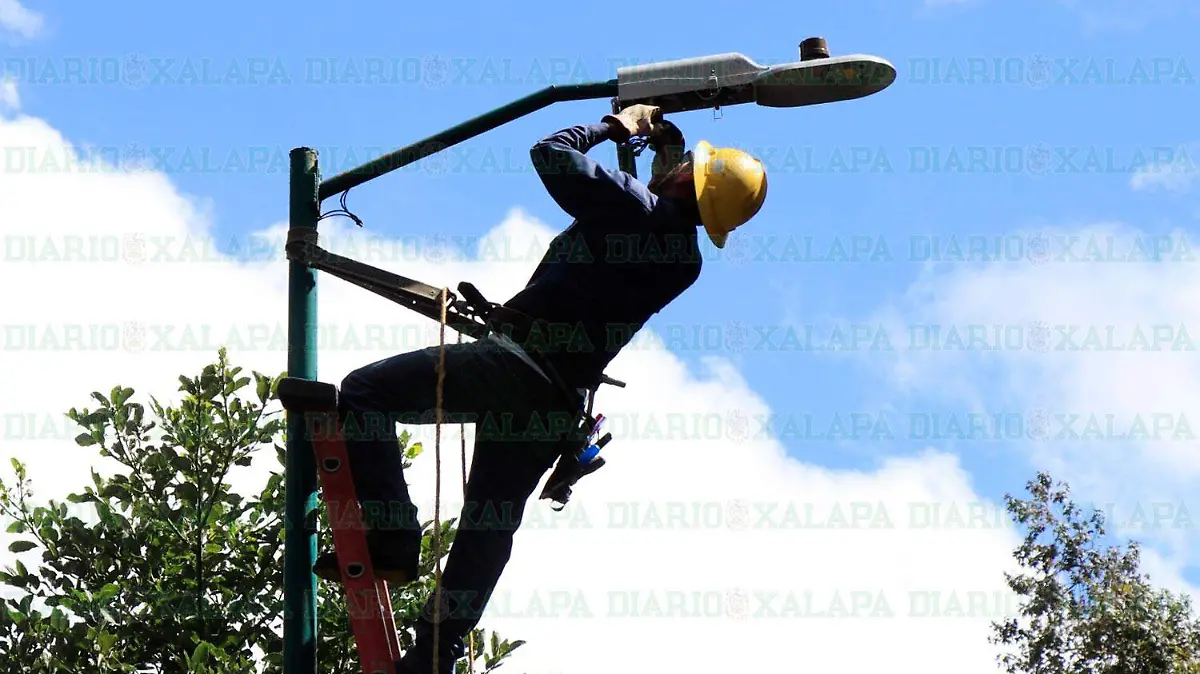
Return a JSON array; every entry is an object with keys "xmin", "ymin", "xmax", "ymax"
[
  {"xmin": 396, "ymin": 425, "xmax": 571, "ymax": 674},
  {"xmin": 337, "ymin": 339, "xmax": 552, "ymax": 534}
]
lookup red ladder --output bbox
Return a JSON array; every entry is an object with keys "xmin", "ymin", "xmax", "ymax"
[{"xmin": 279, "ymin": 377, "xmax": 400, "ymax": 674}]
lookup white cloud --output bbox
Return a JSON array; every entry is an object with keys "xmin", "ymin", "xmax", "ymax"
[
  {"xmin": 0, "ymin": 0, "xmax": 44, "ymax": 39},
  {"xmin": 867, "ymin": 223, "xmax": 1200, "ymax": 591},
  {"xmin": 1131, "ymin": 144, "xmax": 1200, "ymax": 192},
  {"xmin": 0, "ymin": 108, "xmax": 1019, "ymax": 672},
  {"xmin": 0, "ymin": 79, "xmax": 18, "ymax": 112}
]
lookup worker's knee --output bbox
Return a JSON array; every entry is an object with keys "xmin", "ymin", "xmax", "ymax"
[
  {"xmin": 339, "ymin": 367, "xmax": 369, "ymax": 403},
  {"xmin": 336, "ymin": 376, "xmax": 367, "ymax": 422},
  {"xmin": 338, "ymin": 367, "xmax": 395, "ymax": 443}
]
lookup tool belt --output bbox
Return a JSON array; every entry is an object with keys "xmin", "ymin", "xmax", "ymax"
[{"xmin": 459, "ymin": 284, "xmax": 618, "ymax": 510}]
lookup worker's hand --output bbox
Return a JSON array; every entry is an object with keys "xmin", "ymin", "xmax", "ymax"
[
  {"xmin": 648, "ymin": 119, "xmax": 688, "ymax": 184},
  {"xmin": 602, "ymin": 104, "xmax": 661, "ymax": 143},
  {"xmin": 622, "ymin": 104, "xmax": 661, "ymax": 134}
]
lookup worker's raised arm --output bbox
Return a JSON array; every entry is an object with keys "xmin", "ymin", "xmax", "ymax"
[{"xmin": 529, "ymin": 123, "xmax": 651, "ymax": 221}]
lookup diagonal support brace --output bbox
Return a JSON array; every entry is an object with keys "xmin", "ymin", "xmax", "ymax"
[{"xmin": 284, "ymin": 227, "xmax": 489, "ymax": 339}]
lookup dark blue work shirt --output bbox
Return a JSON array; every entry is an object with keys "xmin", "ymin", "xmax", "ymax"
[{"xmin": 502, "ymin": 122, "xmax": 703, "ymax": 389}]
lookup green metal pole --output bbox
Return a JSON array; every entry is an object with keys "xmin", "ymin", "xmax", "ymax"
[
  {"xmin": 285, "ymin": 147, "xmax": 321, "ymax": 674},
  {"xmin": 616, "ymin": 144, "xmax": 638, "ymax": 176},
  {"xmin": 320, "ymin": 80, "xmax": 618, "ymax": 200}
]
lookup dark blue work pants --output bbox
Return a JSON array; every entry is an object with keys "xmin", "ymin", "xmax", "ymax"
[{"xmin": 337, "ymin": 337, "xmax": 580, "ymax": 672}]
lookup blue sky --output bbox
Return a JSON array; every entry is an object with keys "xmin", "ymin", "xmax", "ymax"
[{"xmin": 6, "ymin": 0, "xmax": 1200, "ymax": 585}]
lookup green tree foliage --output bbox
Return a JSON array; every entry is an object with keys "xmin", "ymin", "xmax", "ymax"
[
  {"xmin": 991, "ymin": 472, "xmax": 1200, "ymax": 673},
  {"xmin": 0, "ymin": 349, "xmax": 524, "ymax": 673}
]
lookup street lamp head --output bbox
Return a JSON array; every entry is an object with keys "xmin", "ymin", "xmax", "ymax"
[
  {"xmin": 752, "ymin": 52, "xmax": 897, "ymax": 108},
  {"xmin": 613, "ymin": 38, "xmax": 895, "ymax": 115}
]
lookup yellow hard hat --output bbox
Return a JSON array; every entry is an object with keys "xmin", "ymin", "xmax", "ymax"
[{"xmin": 692, "ymin": 140, "xmax": 768, "ymax": 249}]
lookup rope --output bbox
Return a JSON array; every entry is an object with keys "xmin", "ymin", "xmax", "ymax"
[
  {"xmin": 432, "ymin": 292, "xmax": 475, "ymax": 674},
  {"xmin": 432, "ymin": 288, "xmax": 447, "ymax": 674}
]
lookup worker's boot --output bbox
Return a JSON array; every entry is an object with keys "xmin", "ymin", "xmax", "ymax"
[
  {"xmin": 312, "ymin": 527, "xmax": 422, "ymax": 585},
  {"xmin": 393, "ymin": 646, "xmax": 457, "ymax": 674},
  {"xmin": 393, "ymin": 618, "xmax": 463, "ymax": 674}
]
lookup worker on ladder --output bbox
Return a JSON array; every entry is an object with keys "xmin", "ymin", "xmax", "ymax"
[{"xmin": 318, "ymin": 103, "xmax": 769, "ymax": 674}]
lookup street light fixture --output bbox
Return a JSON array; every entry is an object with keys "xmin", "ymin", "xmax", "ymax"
[
  {"xmin": 615, "ymin": 38, "xmax": 896, "ymax": 113},
  {"xmin": 283, "ymin": 36, "xmax": 895, "ymax": 674}
]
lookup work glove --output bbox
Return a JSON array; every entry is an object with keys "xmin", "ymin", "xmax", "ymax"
[{"xmin": 602, "ymin": 104, "xmax": 661, "ymax": 143}]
